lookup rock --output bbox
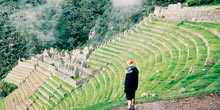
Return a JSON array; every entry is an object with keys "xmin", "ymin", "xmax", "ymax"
[
  {"xmin": 152, "ymin": 93, "xmax": 156, "ymax": 97},
  {"xmin": 141, "ymin": 93, "xmax": 149, "ymax": 97},
  {"xmin": 179, "ymin": 87, "xmax": 186, "ymax": 93},
  {"xmin": 205, "ymin": 60, "xmax": 217, "ymax": 66}
]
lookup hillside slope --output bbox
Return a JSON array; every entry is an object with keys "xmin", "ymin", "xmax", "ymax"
[
  {"xmin": 57, "ymin": 17, "xmax": 220, "ymax": 109},
  {"xmin": 0, "ymin": 16, "xmax": 220, "ymax": 110}
]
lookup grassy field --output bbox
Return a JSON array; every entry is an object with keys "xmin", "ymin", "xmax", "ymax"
[
  {"xmin": 1, "ymin": 17, "xmax": 220, "ymax": 110},
  {"xmin": 51, "ymin": 17, "xmax": 220, "ymax": 109}
]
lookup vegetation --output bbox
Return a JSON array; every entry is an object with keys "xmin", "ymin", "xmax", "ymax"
[
  {"xmin": 187, "ymin": 0, "xmax": 220, "ymax": 6},
  {"xmin": 0, "ymin": 0, "xmax": 185, "ymax": 94},
  {"xmin": 52, "ymin": 18, "xmax": 219, "ymax": 109},
  {"xmin": 0, "ymin": 81, "xmax": 17, "ymax": 97},
  {"xmin": 4, "ymin": 0, "xmax": 220, "ymax": 110}
]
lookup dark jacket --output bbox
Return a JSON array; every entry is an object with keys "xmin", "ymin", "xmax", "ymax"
[{"xmin": 124, "ymin": 67, "xmax": 139, "ymax": 93}]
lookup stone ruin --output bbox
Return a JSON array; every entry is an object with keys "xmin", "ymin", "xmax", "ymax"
[
  {"xmin": 154, "ymin": 2, "xmax": 220, "ymax": 22},
  {"xmin": 19, "ymin": 45, "xmax": 99, "ymax": 87}
]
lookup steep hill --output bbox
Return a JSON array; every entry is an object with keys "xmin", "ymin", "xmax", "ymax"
[{"xmin": 1, "ymin": 15, "xmax": 219, "ymax": 110}]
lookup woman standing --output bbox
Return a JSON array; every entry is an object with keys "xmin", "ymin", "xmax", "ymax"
[{"xmin": 124, "ymin": 61, "xmax": 139, "ymax": 110}]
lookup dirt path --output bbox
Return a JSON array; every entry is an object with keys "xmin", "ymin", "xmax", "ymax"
[{"xmin": 116, "ymin": 92, "xmax": 220, "ymax": 110}]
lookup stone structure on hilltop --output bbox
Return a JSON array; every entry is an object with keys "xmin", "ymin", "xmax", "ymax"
[
  {"xmin": 38, "ymin": 45, "xmax": 94, "ymax": 77},
  {"xmin": 154, "ymin": 3, "xmax": 220, "ymax": 22},
  {"xmin": 18, "ymin": 45, "xmax": 98, "ymax": 87}
]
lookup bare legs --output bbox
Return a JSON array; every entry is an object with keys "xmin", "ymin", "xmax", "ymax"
[
  {"xmin": 128, "ymin": 98, "xmax": 135, "ymax": 109},
  {"xmin": 131, "ymin": 98, "xmax": 135, "ymax": 106},
  {"xmin": 128, "ymin": 100, "xmax": 132, "ymax": 109}
]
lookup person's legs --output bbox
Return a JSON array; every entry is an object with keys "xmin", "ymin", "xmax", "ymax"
[
  {"xmin": 128, "ymin": 100, "xmax": 132, "ymax": 109},
  {"xmin": 131, "ymin": 98, "xmax": 135, "ymax": 105},
  {"xmin": 131, "ymin": 91, "xmax": 136, "ymax": 110}
]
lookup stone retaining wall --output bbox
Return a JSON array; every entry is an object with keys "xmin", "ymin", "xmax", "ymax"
[{"xmin": 154, "ymin": 3, "xmax": 220, "ymax": 22}]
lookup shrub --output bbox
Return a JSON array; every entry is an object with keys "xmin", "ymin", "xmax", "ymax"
[{"xmin": 188, "ymin": 0, "xmax": 197, "ymax": 6}]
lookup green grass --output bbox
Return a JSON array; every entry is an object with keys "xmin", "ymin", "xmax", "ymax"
[
  {"xmin": 73, "ymin": 77, "xmax": 81, "ymax": 81},
  {"xmin": 47, "ymin": 79, "xmax": 59, "ymax": 88},
  {"xmin": 187, "ymin": 1, "xmax": 220, "ymax": 7},
  {"xmin": 5, "ymin": 17, "xmax": 220, "ymax": 110},
  {"xmin": 51, "ymin": 76, "xmax": 75, "ymax": 90},
  {"xmin": 39, "ymin": 87, "xmax": 52, "ymax": 96},
  {"xmin": 29, "ymin": 96, "xmax": 35, "ymax": 102},
  {"xmin": 43, "ymin": 83, "xmax": 56, "ymax": 92},
  {"xmin": 51, "ymin": 96, "xmax": 59, "ymax": 103},
  {"xmin": 58, "ymin": 87, "xmax": 68, "ymax": 95}
]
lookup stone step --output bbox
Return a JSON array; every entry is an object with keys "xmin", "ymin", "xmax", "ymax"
[
  {"xmin": 4, "ymin": 77, "xmax": 19, "ymax": 85},
  {"xmin": 9, "ymin": 70, "xmax": 30, "ymax": 82},
  {"xmin": 26, "ymin": 78, "xmax": 37, "ymax": 92},
  {"xmin": 143, "ymin": 21, "xmax": 191, "ymax": 58},
  {"xmin": 87, "ymin": 59, "xmax": 107, "ymax": 66},
  {"xmin": 18, "ymin": 86, "xmax": 26, "ymax": 101},
  {"xmin": 89, "ymin": 56, "xmax": 118, "ymax": 80},
  {"xmin": 151, "ymin": 20, "xmax": 201, "ymax": 60},
  {"xmin": 144, "ymin": 22, "xmax": 189, "ymax": 48},
  {"xmin": 110, "ymin": 39, "xmax": 147, "ymax": 60},
  {"xmin": 88, "ymin": 56, "xmax": 110, "ymax": 65},
  {"xmin": 91, "ymin": 52, "xmax": 112, "ymax": 59},
  {"xmin": 29, "ymin": 105, "xmax": 36, "ymax": 110},
  {"xmin": 108, "ymin": 42, "xmax": 146, "ymax": 63},
  {"xmin": 124, "ymin": 33, "xmax": 168, "ymax": 59},
  {"xmin": 35, "ymin": 99, "xmax": 44, "ymax": 109},
  {"xmin": 11, "ymin": 92, "xmax": 18, "ymax": 109},
  {"xmin": 54, "ymin": 92, "xmax": 62, "ymax": 100},
  {"xmin": 139, "ymin": 24, "xmax": 181, "ymax": 52},
  {"xmin": 178, "ymin": 23, "xmax": 210, "ymax": 63},
  {"xmin": 7, "ymin": 95, "xmax": 13, "ymax": 110},
  {"xmin": 10, "ymin": 94, "xmax": 16, "ymax": 110},
  {"xmin": 57, "ymin": 89, "xmax": 65, "ymax": 97},
  {"xmin": 15, "ymin": 105, "xmax": 23, "ymax": 110},
  {"xmin": 15, "ymin": 90, "xmax": 27, "ymax": 109},
  {"xmin": 6, "ymin": 74, "xmax": 24, "ymax": 82},
  {"xmin": 34, "ymin": 70, "xmax": 48, "ymax": 81},
  {"xmin": 42, "ymin": 84, "xmax": 55, "ymax": 96},
  {"xmin": 185, "ymin": 22, "xmax": 220, "ymax": 39},
  {"xmin": 50, "ymin": 97, "xmax": 58, "ymax": 105},
  {"xmin": 13, "ymin": 66, "xmax": 33, "ymax": 74},
  {"xmin": 94, "ymin": 75, "xmax": 103, "ymax": 103},
  {"xmin": 32, "ymin": 103, "xmax": 38, "ymax": 110},
  {"xmin": 49, "ymin": 77, "xmax": 61, "ymax": 88},
  {"xmin": 32, "ymin": 102, "xmax": 41, "ymax": 110},
  {"xmin": 35, "ymin": 92, "xmax": 53, "ymax": 108},
  {"xmin": 105, "ymin": 43, "xmax": 143, "ymax": 67},
  {"xmin": 5, "ymin": 97, "xmax": 10, "ymax": 110},
  {"xmin": 36, "ymin": 66, "xmax": 52, "ymax": 77},
  {"xmin": 18, "ymin": 61, "xmax": 36, "ymax": 70},
  {"xmin": 25, "ymin": 80, "xmax": 35, "ymax": 94},
  {"xmin": 32, "ymin": 72, "xmax": 44, "ymax": 86},
  {"xmin": 29, "ymin": 73, "xmax": 41, "ymax": 88},
  {"xmin": 10, "ymin": 71, "xmax": 28, "ymax": 78},
  {"xmin": 94, "ymin": 50, "xmax": 127, "ymax": 65},
  {"xmin": 21, "ymin": 84, "xmax": 29, "ymax": 97},
  {"xmin": 45, "ymin": 80, "xmax": 58, "ymax": 92},
  {"xmin": 22, "ymin": 84, "xmax": 34, "ymax": 105},
  {"xmin": 39, "ymin": 87, "xmax": 51, "ymax": 99},
  {"xmin": 19, "ymin": 86, "xmax": 32, "ymax": 107},
  {"xmin": 132, "ymin": 29, "xmax": 173, "ymax": 55}
]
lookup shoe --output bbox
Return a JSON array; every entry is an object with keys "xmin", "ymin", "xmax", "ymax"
[{"xmin": 131, "ymin": 105, "xmax": 135, "ymax": 110}]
